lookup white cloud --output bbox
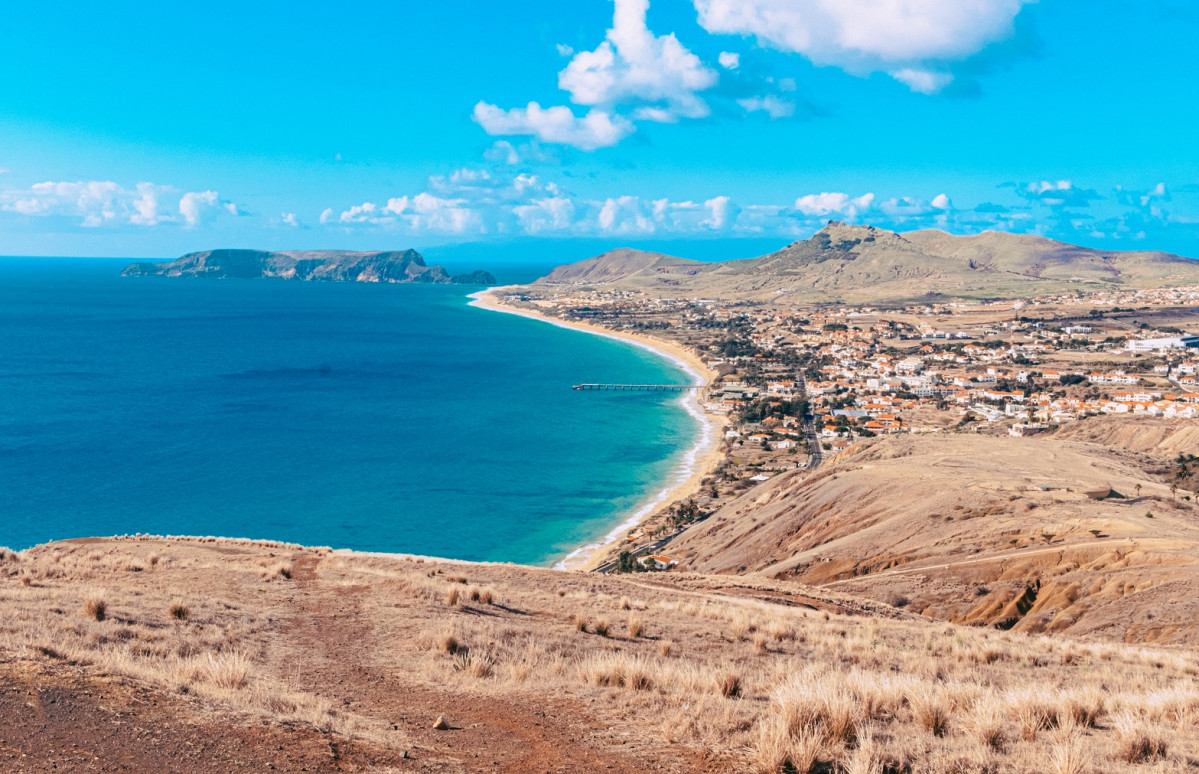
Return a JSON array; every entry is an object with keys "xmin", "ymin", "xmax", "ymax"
[
  {"xmin": 693, "ymin": 0, "xmax": 1033, "ymax": 92},
  {"xmin": 477, "ymin": 0, "xmax": 719, "ymax": 149},
  {"xmin": 319, "ymin": 207, "xmax": 334, "ymax": 224},
  {"xmin": 0, "ymin": 179, "xmax": 237, "ymax": 228},
  {"xmin": 703, "ymin": 195, "xmax": 738, "ymax": 229},
  {"xmin": 514, "ymin": 196, "xmax": 577, "ymax": 234},
  {"xmin": 794, "ymin": 191, "xmax": 875, "ymax": 218},
  {"xmin": 281, "ymin": 212, "xmax": 299, "ymax": 227},
  {"xmin": 737, "ymin": 95, "xmax": 795, "ymax": 119},
  {"xmin": 558, "ymin": 0, "xmax": 718, "ymax": 121},
  {"xmin": 179, "ymin": 190, "xmax": 220, "ymax": 228},
  {"xmin": 718, "ymin": 51, "xmax": 740, "ymax": 69},
  {"xmin": 931, "ymin": 193, "xmax": 952, "ymax": 210},
  {"xmin": 473, "ymin": 101, "xmax": 634, "ymax": 151}
]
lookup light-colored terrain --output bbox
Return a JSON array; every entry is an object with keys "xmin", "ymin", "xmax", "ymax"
[
  {"xmin": 3, "ymin": 538, "xmax": 1199, "ymax": 773},
  {"xmin": 539, "ymin": 222, "xmax": 1199, "ymax": 303},
  {"xmin": 664, "ymin": 418, "xmax": 1199, "ymax": 644}
]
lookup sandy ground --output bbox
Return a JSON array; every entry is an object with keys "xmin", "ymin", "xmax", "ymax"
[{"xmin": 469, "ymin": 287, "xmax": 726, "ymax": 570}]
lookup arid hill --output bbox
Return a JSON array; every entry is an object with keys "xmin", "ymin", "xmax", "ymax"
[
  {"xmin": 537, "ymin": 222, "xmax": 1199, "ymax": 303},
  {"xmin": 3, "ymin": 537, "xmax": 1198, "ymax": 772},
  {"xmin": 123, "ymin": 248, "xmax": 497, "ymax": 285},
  {"xmin": 665, "ymin": 421, "xmax": 1199, "ymax": 644}
]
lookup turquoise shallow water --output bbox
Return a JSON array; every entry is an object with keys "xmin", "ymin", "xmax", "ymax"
[{"xmin": 0, "ymin": 257, "xmax": 700, "ymax": 564}]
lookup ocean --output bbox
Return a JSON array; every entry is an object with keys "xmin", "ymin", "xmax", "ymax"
[{"xmin": 0, "ymin": 257, "xmax": 702, "ymax": 565}]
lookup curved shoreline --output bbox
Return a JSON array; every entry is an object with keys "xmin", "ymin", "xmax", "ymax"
[{"xmin": 468, "ymin": 286, "xmax": 725, "ymax": 572}]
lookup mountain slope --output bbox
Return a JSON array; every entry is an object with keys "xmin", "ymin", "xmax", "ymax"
[
  {"xmin": 123, "ymin": 248, "xmax": 497, "ymax": 285},
  {"xmin": 535, "ymin": 222, "xmax": 1199, "ymax": 302},
  {"xmin": 664, "ymin": 426, "xmax": 1199, "ymax": 643}
]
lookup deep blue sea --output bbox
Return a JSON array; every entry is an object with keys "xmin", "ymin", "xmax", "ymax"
[{"xmin": 0, "ymin": 257, "xmax": 700, "ymax": 565}]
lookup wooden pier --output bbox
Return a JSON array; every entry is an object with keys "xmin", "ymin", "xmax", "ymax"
[{"xmin": 572, "ymin": 383, "xmax": 702, "ymax": 392}]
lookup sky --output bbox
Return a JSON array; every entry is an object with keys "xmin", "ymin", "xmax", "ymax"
[{"xmin": 2, "ymin": 0, "xmax": 1198, "ymax": 260}]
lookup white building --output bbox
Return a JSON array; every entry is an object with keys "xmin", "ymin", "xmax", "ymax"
[{"xmin": 1127, "ymin": 335, "xmax": 1199, "ymax": 353}]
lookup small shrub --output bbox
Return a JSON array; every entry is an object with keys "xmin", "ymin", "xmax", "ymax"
[
  {"xmin": 84, "ymin": 593, "xmax": 106, "ymax": 622},
  {"xmin": 627, "ymin": 614, "xmax": 644, "ymax": 638},
  {"xmin": 440, "ymin": 634, "xmax": 461, "ymax": 655},
  {"xmin": 445, "ymin": 587, "xmax": 461, "ymax": 607},
  {"xmin": 593, "ymin": 618, "xmax": 610, "ymax": 637},
  {"xmin": 168, "ymin": 600, "xmax": 189, "ymax": 621},
  {"xmin": 619, "ymin": 596, "xmax": 631, "ymax": 610},
  {"xmin": 910, "ymin": 687, "xmax": 950, "ymax": 737},
  {"xmin": 659, "ymin": 641, "xmax": 673, "ymax": 657},
  {"xmin": 574, "ymin": 614, "xmax": 588, "ymax": 633},
  {"xmin": 452, "ymin": 652, "xmax": 492, "ymax": 679},
  {"xmin": 1113, "ymin": 710, "xmax": 1168, "ymax": 763},
  {"xmin": 719, "ymin": 673, "xmax": 742, "ymax": 698}
]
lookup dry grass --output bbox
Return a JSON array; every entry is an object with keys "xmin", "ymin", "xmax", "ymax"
[
  {"xmin": 5, "ymin": 538, "xmax": 1199, "ymax": 772},
  {"xmin": 627, "ymin": 614, "xmax": 644, "ymax": 638}
]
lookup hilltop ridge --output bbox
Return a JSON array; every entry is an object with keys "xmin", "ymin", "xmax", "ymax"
[{"xmin": 536, "ymin": 222, "xmax": 1198, "ymax": 303}]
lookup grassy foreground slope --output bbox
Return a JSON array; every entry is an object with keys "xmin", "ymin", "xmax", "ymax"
[{"xmin": 2, "ymin": 538, "xmax": 1198, "ymax": 772}]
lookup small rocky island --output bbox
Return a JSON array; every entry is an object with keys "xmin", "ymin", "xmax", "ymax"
[{"xmin": 123, "ymin": 248, "xmax": 496, "ymax": 285}]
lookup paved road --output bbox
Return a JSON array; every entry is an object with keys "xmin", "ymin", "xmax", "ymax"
[{"xmin": 797, "ymin": 372, "xmax": 823, "ymax": 469}]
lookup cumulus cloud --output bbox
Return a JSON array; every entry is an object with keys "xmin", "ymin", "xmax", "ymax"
[
  {"xmin": 179, "ymin": 190, "xmax": 221, "ymax": 227},
  {"xmin": 693, "ymin": 0, "xmax": 1034, "ymax": 92},
  {"xmin": 559, "ymin": 0, "xmax": 718, "ymax": 121},
  {"xmin": 281, "ymin": 212, "xmax": 300, "ymax": 227},
  {"xmin": 473, "ymin": 101, "xmax": 634, "ymax": 151},
  {"xmin": 476, "ymin": 0, "xmax": 719, "ymax": 149},
  {"xmin": 931, "ymin": 193, "xmax": 953, "ymax": 210},
  {"xmin": 718, "ymin": 51, "xmax": 740, "ymax": 70},
  {"xmin": 794, "ymin": 192, "xmax": 875, "ymax": 218},
  {"xmin": 0, "ymin": 180, "xmax": 239, "ymax": 228}
]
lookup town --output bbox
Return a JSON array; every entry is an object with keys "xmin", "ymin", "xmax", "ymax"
[{"xmin": 499, "ymin": 282, "xmax": 1199, "ymax": 568}]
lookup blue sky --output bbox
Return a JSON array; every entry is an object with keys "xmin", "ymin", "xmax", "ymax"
[{"xmin": 2, "ymin": 0, "xmax": 1198, "ymax": 260}]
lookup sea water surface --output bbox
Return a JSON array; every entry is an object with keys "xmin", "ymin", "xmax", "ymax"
[{"xmin": 0, "ymin": 257, "xmax": 699, "ymax": 564}]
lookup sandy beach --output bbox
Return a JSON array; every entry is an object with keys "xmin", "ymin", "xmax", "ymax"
[{"xmin": 468, "ymin": 286, "xmax": 727, "ymax": 571}]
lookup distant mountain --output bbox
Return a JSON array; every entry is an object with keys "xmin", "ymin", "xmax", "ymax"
[
  {"xmin": 537, "ymin": 222, "xmax": 1199, "ymax": 303},
  {"xmin": 123, "ymin": 249, "xmax": 497, "ymax": 285}
]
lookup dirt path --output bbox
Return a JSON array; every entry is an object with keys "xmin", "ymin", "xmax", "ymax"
[
  {"xmin": 0, "ymin": 664, "xmax": 359, "ymax": 773},
  {"xmin": 282, "ymin": 554, "xmax": 654, "ymax": 773}
]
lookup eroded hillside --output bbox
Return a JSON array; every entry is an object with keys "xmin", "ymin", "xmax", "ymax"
[{"xmin": 665, "ymin": 422, "xmax": 1199, "ymax": 644}]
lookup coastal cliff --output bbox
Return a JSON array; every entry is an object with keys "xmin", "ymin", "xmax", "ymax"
[{"xmin": 123, "ymin": 248, "xmax": 497, "ymax": 285}]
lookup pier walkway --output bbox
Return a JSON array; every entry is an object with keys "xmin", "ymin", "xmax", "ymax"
[{"xmin": 572, "ymin": 383, "xmax": 702, "ymax": 392}]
